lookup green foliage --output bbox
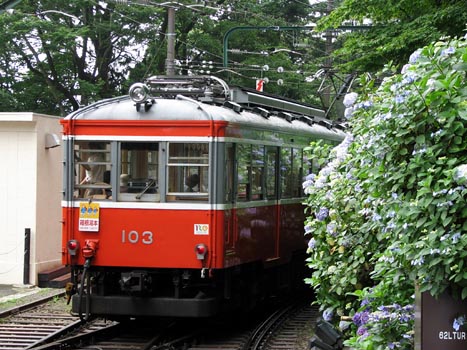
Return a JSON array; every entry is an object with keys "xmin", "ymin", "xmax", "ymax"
[
  {"xmin": 303, "ymin": 34, "xmax": 467, "ymax": 348},
  {"xmin": 0, "ymin": 0, "xmax": 324, "ymax": 115},
  {"xmin": 318, "ymin": 0, "xmax": 467, "ymax": 73},
  {"xmin": 0, "ymin": 0, "xmax": 158, "ymax": 115}
]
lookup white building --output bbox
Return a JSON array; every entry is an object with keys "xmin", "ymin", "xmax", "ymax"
[{"xmin": 0, "ymin": 113, "xmax": 62, "ymax": 285}]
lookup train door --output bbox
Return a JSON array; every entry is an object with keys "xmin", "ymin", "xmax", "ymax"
[
  {"xmin": 279, "ymin": 147, "xmax": 307, "ymax": 257},
  {"xmin": 234, "ymin": 143, "xmax": 277, "ymax": 263},
  {"xmin": 223, "ymin": 143, "xmax": 236, "ymax": 267},
  {"xmin": 265, "ymin": 146, "xmax": 280, "ymax": 260}
]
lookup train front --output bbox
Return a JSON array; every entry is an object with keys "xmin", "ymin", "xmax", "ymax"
[{"xmin": 61, "ymin": 79, "xmax": 229, "ymax": 320}]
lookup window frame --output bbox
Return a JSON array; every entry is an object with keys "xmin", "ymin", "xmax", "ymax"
[{"xmin": 166, "ymin": 141, "xmax": 210, "ymax": 201}]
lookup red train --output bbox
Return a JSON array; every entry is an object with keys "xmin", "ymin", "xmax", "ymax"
[{"xmin": 61, "ymin": 76, "xmax": 345, "ymax": 320}]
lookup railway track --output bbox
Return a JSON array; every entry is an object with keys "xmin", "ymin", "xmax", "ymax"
[
  {"xmin": 0, "ymin": 292, "xmax": 317, "ymax": 350},
  {"xmin": 185, "ymin": 301, "xmax": 317, "ymax": 350},
  {"xmin": 261, "ymin": 304, "xmax": 318, "ymax": 350},
  {"xmin": 54, "ymin": 300, "xmax": 316, "ymax": 350},
  {"xmin": 34, "ymin": 319, "xmax": 184, "ymax": 350},
  {"xmin": 0, "ymin": 291, "xmax": 115, "ymax": 350},
  {"xmin": 0, "ymin": 291, "xmax": 73, "ymax": 349}
]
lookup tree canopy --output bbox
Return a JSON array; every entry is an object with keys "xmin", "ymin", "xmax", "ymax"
[
  {"xmin": 1, "ymin": 0, "xmax": 466, "ymax": 116},
  {"xmin": 0, "ymin": 0, "xmax": 325, "ymax": 116},
  {"xmin": 0, "ymin": 0, "xmax": 161, "ymax": 115},
  {"xmin": 317, "ymin": 0, "xmax": 467, "ymax": 73}
]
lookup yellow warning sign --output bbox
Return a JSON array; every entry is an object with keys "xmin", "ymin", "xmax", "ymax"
[{"xmin": 78, "ymin": 202, "xmax": 100, "ymax": 232}]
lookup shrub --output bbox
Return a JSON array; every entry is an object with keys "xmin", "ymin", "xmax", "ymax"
[{"xmin": 303, "ymin": 33, "xmax": 467, "ymax": 349}]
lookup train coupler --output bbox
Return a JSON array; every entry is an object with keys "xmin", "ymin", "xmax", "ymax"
[{"xmin": 82, "ymin": 239, "xmax": 99, "ymax": 259}]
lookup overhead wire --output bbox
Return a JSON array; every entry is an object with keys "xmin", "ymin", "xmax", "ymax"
[{"xmin": 89, "ymin": 0, "xmax": 332, "ymax": 84}]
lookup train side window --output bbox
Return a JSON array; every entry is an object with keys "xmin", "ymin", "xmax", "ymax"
[
  {"xmin": 280, "ymin": 147, "xmax": 292, "ymax": 198},
  {"xmin": 266, "ymin": 146, "xmax": 278, "ymax": 199},
  {"xmin": 225, "ymin": 143, "xmax": 234, "ymax": 203},
  {"xmin": 74, "ymin": 141, "xmax": 111, "ymax": 200},
  {"xmin": 236, "ymin": 144, "xmax": 251, "ymax": 201},
  {"xmin": 118, "ymin": 142, "xmax": 159, "ymax": 202},
  {"xmin": 280, "ymin": 147, "xmax": 304, "ymax": 198},
  {"xmin": 251, "ymin": 145, "xmax": 265, "ymax": 200},
  {"xmin": 166, "ymin": 142, "xmax": 209, "ymax": 201},
  {"xmin": 291, "ymin": 148, "xmax": 303, "ymax": 197}
]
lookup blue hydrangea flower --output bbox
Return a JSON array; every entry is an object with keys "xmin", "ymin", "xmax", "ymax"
[
  {"xmin": 441, "ymin": 46, "xmax": 455, "ymax": 56},
  {"xmin": 326, "ymin": 222, "xmax": 337, "ymax": 237},
  {"xmin": 409, "ymin": 49, "xmax": 422, "ymax": 63},
  {"xmin": 344, "ymin": 106, "xmax": 354, "ymax": 119},
  {"xmin": 316, "ymin": 207, "xmax": 329, "ymax": 221},
  {"xmin": 356, "ymin": 100, "xmax": 373, "ymax": 109},
  {"xmin": 343, "ymin": 92, "xmax": 358, "ymax": 107},
  {"xmin": 452, "ymin": 232, "xmax": 461, "ymax": 244},
  {"xmin": 308, "ymin": 237, "xmax": 316, "ymax": 250},
  {"xmin": 323, "ymin": 307, "xmax": 334, "ymax": 321},
  {"xmin": 453, "ymin": 316, "xmax": 465, "ymax": 331},
  {"xmin": 395, "ymin": 94, "xmax": 405, "ymax": 104},
  {"xmin": 454, "ymin": 164, "xmax": 467, "ymax": 185},
  {"xmin": 411, "ymin": 257, "xmax": 424, "ymax": 266}
]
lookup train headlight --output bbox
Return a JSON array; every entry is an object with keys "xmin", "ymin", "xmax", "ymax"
[
  {"xmin": 129, "ymin": 83, "xmax": 149, "ymax": 103},
  {"xmin": 67, "ymin": 240, "xmax": 79, "ymax": 256},
  {"xmin": 195, "ymin": 243, "xmax": 208, "ymax": 260}
]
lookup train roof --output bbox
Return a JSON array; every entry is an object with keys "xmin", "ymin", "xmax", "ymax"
[{"xmin": 66, "ymin": 75, "xmax": 346, "ymax": 141}]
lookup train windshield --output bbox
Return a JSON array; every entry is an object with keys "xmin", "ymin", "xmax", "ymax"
[
  {"xmin": 73, "ymin": 141, "xmax": 112, "ymax": 200},
  {"xmin": 119, "ymin": 142, "xmax": 159, "ymax": 202},
  {"xmin": 71, "ymin": 141, "xmax": 212, "ymax": 202}
]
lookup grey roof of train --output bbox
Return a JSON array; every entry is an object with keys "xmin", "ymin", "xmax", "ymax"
[{"xmin": 66, "ymin": 95, "xmax": 345, "ymax": 141}]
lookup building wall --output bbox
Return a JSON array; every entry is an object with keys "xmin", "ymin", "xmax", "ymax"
[
  {"xmin": 34, "ymin": 115, "xmax": 63, "ymax": 281},
  {"xmin": 0, "ymin": 113, "xmax": 62, "ymax": 285}
]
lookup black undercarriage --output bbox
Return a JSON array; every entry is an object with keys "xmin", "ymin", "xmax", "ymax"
[{"xmin": 70, "ymin": 255, "xmax": 307, "ymax": 319}]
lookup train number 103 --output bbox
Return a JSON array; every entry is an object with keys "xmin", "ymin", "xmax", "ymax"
[{"xmin": 121, "ymin": 230, "xmax": 154, "ymax": 245}]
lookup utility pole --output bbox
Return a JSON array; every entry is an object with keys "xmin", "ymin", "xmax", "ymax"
[
  {"xmin": 110, "ymin": 0, "xmax": 175, "ymax": 75},
  {"xmin": 112, "ymin": 1, "xmax": 219, "ymax": 76},
  {"xmin": 165, "ymin": 6, "xmax": 175, "ymax": 75},
  {"xmin": 321, "ymin": 0, "xmax": 334, "ymax": 111}
]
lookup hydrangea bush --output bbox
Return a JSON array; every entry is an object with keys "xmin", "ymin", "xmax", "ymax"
[{"xmin": 303, "ymin": 34, "xmax": 467, "ymax": 349}]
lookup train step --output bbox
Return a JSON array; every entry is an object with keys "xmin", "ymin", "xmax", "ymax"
[
  {"xmin": 38, "ymin": 266, "xmax": 71, "ymax": 288},
  {"xmin": 47, "ymin": 273, "xmax": 71, "ymax": 288}
]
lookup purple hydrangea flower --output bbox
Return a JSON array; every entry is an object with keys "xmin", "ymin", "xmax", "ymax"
[
  {"xmin": 353, "ymin": 311, "xmax": 370, "ymax": 327},
  {"xmin": 357, "ymin": 326, "xmax": 369, "ymax": 338}
]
